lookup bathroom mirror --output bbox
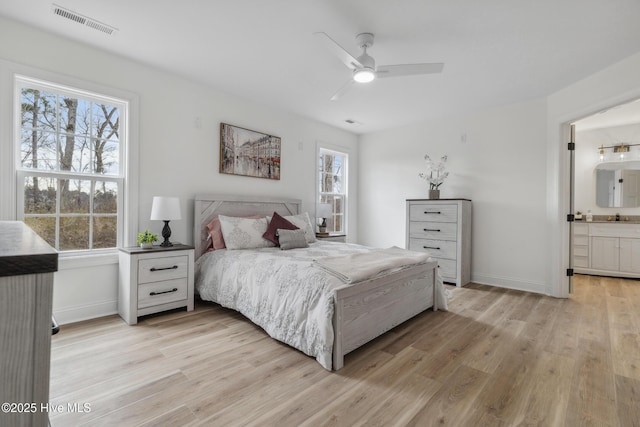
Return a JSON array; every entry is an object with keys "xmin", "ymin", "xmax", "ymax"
[{"xmin": 595, "ymin": 161, "xmax": 640, "ymax": 207}]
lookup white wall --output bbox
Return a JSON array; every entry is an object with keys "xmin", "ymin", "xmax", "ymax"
[
  {"xmin": 359, "ymin": 99, "xmax": 549, "ymax": 293},
  {"xmin": 0, "ymin": 17, "xmax": 358, "ymax": 324}
]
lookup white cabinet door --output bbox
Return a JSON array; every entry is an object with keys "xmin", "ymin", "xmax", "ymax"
[
  {"xmin": 591, "ymin": 237, "xmax": 619, "ymax": 271},
  {"xmin": 619, "ymin": 238, "xmax": 640, "ymax": 273}
]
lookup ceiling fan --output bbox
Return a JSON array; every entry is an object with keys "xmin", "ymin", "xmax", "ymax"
[{"xmin": 314, "ymin": 32, "xmax": 444, "ymax": 101}]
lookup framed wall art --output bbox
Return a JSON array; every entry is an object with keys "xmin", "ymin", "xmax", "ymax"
[{"xmin": 220, "ymin": 123, "xmax": 281, "ymax": 180}]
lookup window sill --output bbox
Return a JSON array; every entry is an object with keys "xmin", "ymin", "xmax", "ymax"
[{"xmin": 58, "ymin": 251, "xmax": 118, "ymax": 270}]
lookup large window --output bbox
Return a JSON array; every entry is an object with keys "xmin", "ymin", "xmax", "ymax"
[
  {"xmin": 16, "ymin": 76, "xmax": 126, "ymax": 252},
  {"xmin": 318, "ymin": 147, "xmax": 348, "ymax": 234}
]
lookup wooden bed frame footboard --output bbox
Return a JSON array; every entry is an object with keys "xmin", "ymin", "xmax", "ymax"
[{"xmin": 332, "ymin": 260, "xmax": 438, "ymax": 370}]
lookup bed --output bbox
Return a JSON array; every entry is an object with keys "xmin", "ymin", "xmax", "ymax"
[{"xmin": 194, "ymin": 194, "xmax": 446, "ymax": 370}]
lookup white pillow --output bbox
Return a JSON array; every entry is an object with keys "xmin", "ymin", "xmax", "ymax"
[
  {"xmin": 218, "ymin": 215, "xmax": 275, "ymax": 250},
  {"xmin": 269, "ymin": 212, "xmax": 316, "ymax": 243}
]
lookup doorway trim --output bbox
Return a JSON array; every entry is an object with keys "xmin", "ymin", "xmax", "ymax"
[{"xmin": 550, "ymin": 87, "xmax": 640, "ymax": 298}]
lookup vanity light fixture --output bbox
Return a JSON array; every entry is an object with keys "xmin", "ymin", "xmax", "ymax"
[
  {"xmin": 598, "ymin": 142, "xmax": 640, "ymax": 162},
  {"xmin": 616, "ymin": 143, "xmax": 628, "ymax": 160}
]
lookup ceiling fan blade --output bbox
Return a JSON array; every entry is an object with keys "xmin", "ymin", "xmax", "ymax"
[
  {"xmin": 376, "ymin": 63, "xmax": 444, "ymax": 78},
  {"xmin": 314, "ymin": 32, "xmax": 363, "ymax": 70},
  {"xmin": 330, "ymin": 79, "xmax": 355, "ymax": 101}
]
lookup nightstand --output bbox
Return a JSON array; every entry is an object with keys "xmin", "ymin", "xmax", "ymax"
[
  {"xmin": 118, "ymin": 244, "xmax": 194, "ymax": 325},
  {"xmin": 315, "ymin": 233, "xmax": 347, "ymax": 243}
]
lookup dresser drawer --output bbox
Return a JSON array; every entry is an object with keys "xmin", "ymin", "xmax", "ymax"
[
  {"xmin": 574, "ymin": 235, "xmax": 589, "ymax": 246},
  {"xmin": 138, "ymin": 255, "xmax": 189, "ymax": 284},
  {"xmin": 574, "ymin": 245, "xmax": 588, "ymax": 257},
  {"xmin": 409, "ymin": 221, "xmax": 458, "ymax": 241},
  {"xmin": 409, "ymin": 238, "xmax": 457, "ymax": 259},
  {"xmin": 574, "ymin": 256, "xmax": 589, "ymax": 268},
  {"xmin": 574, "ymin": 223, "xmax": 588, "ymax": 236},
  {"xmin": 138, "ymin": 278, "xmax": 188, "ymax": 309},
  {"xmin": 409, "ymin": 204, "xmax": 458, "ymax": 223},
  {"xmin": 433, "ymin": 258, "xmax": 457, "ymax": 281}
]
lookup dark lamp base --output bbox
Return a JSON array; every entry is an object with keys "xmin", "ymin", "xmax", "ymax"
[{"xmin": 160, "ymin": 220, "xmax": 173, "ymax": 247}]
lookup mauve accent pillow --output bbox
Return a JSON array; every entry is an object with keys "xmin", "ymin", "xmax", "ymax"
[
  {"xmin": 206, "ymin": 215, "xmax": 263, "ymax": 250},
  {"xmin": 206, "ymin": 218, "xmax": 226, "ymax": 250},
  {"xmin": 262, "ymin": 211, "xmax": 299, "ymax": 245},
  {"xmin": 278, "ymin": 228, "xmax": 309, "ymax": 250}
]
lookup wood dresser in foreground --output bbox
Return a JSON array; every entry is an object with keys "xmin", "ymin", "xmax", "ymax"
[
  {"xmin": 0, "ymin": 221, "xmax": 58, "ymax": 427},
  {"xmin": 406, "ymin": 199, "xmax": 472, "ymax": 286}
]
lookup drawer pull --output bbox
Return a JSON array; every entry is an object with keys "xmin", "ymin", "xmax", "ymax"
[
  {"xmin": 423, "ymin": 246, "xmax": 441, "ymax": 250},
  {"xmin": 424, "ymin": 211, "xmax": 441, "ymax": 214},
  {"xmin": 423, "ymin": 228, "xmax": 441, "ymax": 232},
  {"xmin": 150, "ymin": 288, "xmax": 178, "ymax": 296},
  {"xmin": 150, "ymin": 265, "xmax": 178, "ymax": 272}
]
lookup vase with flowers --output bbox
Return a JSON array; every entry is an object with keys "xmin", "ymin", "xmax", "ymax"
[{"xmin": 418, "ymin": 154, "xmax": 449, "ymax": 199}]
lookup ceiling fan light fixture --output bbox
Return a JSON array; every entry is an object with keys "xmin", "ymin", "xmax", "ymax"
[{"xmin": 353, "ymin": 68, "xmax": 375, "ymax": 83}]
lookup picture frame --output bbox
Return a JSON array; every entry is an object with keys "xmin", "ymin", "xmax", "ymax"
[{"xmin": 220, "ymin": 123, "xmax": 281, "ymax": 180}]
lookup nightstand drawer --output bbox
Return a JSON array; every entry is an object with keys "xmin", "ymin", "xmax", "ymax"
[
  {"xmin": 138, "ymin": 278, "xmax": 188, "ymax": 309},
  {"xmin": 138, "ymin": 255, "xmax": 188, "ymax": 284},
  {"xmin": 409, "ymin": 204, "xmax": 458, "ymax": 222}
]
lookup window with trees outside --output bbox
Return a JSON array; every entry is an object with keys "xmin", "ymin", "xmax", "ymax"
[
  {"xmin": 318, "ymin": 147, "xmax": 347, "ymax": 234},
  {"xmin": 16, "ymin": 76, "xmax": 126, "ymax": 252}
]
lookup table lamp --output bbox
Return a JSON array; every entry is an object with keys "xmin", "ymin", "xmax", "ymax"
[
  {"xmin": 150, "ymin": 196, "xmax": 181, "ymax": 247},
  {"xmin": 316, "ymin": 203, "xmax": 332, "ymax": 233}
]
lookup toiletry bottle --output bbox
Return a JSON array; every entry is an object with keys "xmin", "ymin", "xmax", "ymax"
[{"xmin": 586, "ymin": 210, "xmax": 593, "ymax": 222}]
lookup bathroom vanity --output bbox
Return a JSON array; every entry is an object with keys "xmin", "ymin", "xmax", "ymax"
[{"xmin": 574, "ymin": 221, "xmax": 640, "ymax": 277}]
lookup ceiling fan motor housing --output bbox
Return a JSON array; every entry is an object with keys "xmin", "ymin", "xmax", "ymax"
[
  {"xmin": 356, "ymin": 32, "xmax": 375, "ymax": 49},
  {"xmin": 356, "ymin": 52, "xmax": 375, "ymax": 70}
]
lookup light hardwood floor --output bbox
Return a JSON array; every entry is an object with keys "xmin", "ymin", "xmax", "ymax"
[{"xmin": 49, "ymin": 275, "xmax": 640, "ymax": 426}]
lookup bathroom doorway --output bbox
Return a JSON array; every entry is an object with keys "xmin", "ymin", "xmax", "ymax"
[{"xmin": 570, "ymin": 98, "xmax": 640, "ymax": 283}]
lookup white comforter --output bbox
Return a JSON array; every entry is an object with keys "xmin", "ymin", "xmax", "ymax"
[{"xmin": 195, "ymin": 241, "xmax": 442, "ymax": 370}]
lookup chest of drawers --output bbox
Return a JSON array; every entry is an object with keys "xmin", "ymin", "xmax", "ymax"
[
  {"xmin": 118, "ymin": 244, "xmax": 194, "ymax": 325},
  {"xmin": 406, "ymin": 199, "xmax": 472, "ymax": 286}
]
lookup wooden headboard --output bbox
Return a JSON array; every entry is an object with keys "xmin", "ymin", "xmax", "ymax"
[{"xmin": 194, "ymin": 194, "xmax": 302, "ymax": 259}]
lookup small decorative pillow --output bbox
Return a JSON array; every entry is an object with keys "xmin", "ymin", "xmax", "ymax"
[
  {"xmin": 278, "ymin": 228, "xmax": 309, "ymax": 250},
  {"xmin": 279, "ymin": 212, "xmax": 317, "ymax": 243},
  {"xmin": 218, "ymin": 215, "xmax": 275, "ymax": 250},
  {"xmin": 262, "ymin": 211, "xmax": 299, "ymax": 246}
]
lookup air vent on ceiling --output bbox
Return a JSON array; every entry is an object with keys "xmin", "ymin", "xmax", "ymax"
[{"xmin": 52, "ymin": 4, "xmax": 117, "ymax": 35}]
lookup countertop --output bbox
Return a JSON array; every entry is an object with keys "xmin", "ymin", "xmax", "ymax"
[{"xmin": 0, "ymin": 221, "xmax": 58, "ymax": 277}]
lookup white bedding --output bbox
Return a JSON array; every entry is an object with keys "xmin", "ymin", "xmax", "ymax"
[
  {"xmin": 195, "ymin": 241, "xmax": 444, "ymax": 370},
  {"xmin": 313, "ymin": 246, "xmax": 431, "ymax": 283}
]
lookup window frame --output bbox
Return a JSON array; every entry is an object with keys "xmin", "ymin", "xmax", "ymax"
[
  {"xmin": 317, "ymin": 143, "xmax": 349, "ymax": 235},
  {"xmin": 3, "ymin": 64, "xmax": 139, "ymax": 264}
]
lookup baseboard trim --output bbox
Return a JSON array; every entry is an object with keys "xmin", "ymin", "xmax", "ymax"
[
  {"xmin": 471, "ymin": 274, "xmax": 547, "ymax": 295},
  {"xmin": 53, "ymin": 300, "xmax": 118, "ymax": 325}
]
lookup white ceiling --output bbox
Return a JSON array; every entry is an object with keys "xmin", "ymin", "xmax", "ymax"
[{"xmin": 2, "ymin": 0, "xmax": 640, "ymax": 134}]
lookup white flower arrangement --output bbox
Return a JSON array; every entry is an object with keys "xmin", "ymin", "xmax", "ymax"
[{"xmin": 418, "ymin": 154, "xmax": 449, "ymax": 190}]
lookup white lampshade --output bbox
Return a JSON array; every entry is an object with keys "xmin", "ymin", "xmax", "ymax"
[
  {"xmin": 150, "ymin": 196, "xmax": 182, "ymax": 221},
  {"xmin": 316, "ymin": 203, "xmax": 332, "ymax": 218}
]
